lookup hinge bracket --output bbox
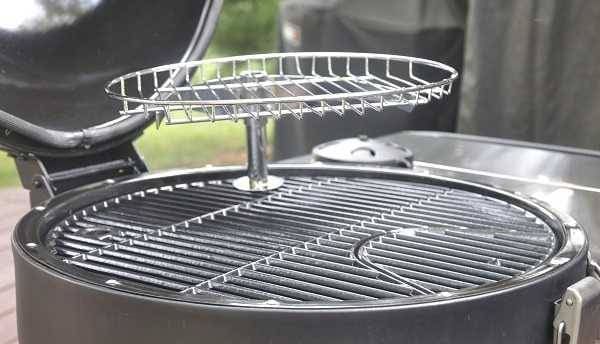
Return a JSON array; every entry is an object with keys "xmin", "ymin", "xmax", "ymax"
[
  {"xmin": 553, "ymin": 275, "xmax": 600, "ymax": 344},
  {"xmin": 12, "ymin": 142, "xmax": 147, "ymax": 206}
]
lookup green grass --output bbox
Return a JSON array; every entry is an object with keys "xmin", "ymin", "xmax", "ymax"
[
  {"xmin": 136, "ymin": 122, "xmax": 248, "ymax": 170},
  {"xmin": 0, "ymin": 121, "xmax": 274, "ymax": 188},
  {"xmin": 136, "ymin": 119, "xmax": 274, "ymax": 171},
  {"xmin": 0, "ymin": 154, "xmax": 18, "ymax": 187}
]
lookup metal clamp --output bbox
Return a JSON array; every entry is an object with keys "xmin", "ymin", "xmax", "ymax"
[{"xmin": 553, "ymin": 273, "xmax": 600, "ymax": 344}]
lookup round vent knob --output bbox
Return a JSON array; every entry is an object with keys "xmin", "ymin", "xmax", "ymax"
[{"xmin": 312, "ymin": 135, "xmax": 414, "ymax": 168}]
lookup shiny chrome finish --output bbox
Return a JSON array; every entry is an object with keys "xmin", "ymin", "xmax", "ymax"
[
  {"xmin": 105, "ymin": 52, "xmax": 458, "ymax": 123},
  {"xmin": 233, "ymin": 95, "xmax": 283, "ymax": 191},
  {"xmin": 106, "ymin": 53, "xmax": 457, "ymax": 191}
]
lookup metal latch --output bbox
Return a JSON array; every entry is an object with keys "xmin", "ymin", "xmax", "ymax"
[{"xmin": 553, "ymin": 276, "xmax": 600, "ymax": 344}]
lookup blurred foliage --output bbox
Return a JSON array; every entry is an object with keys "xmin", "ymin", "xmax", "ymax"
[
  {"xmin": 208, "ymin": 0, "xmax": 279, "ymax": 57},
  {"xmin": 137, "ymin": 122, "xmax": 273, "ymax": 171},
  {"xmin": 0, "ymin": 154, "xmax": 18, "ymax": 187}
]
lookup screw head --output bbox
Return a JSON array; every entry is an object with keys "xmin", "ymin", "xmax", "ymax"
[{"xmin": 566, "ymin": 297, "xmax": 574, "ymax": 306}]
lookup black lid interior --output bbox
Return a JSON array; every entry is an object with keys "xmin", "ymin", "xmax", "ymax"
[{"xmin": 0, "ymin": 0, "xmax": 221, "ymax": 153}]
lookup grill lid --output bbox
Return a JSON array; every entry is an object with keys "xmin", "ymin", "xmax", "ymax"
[
  {"xmin": 0, "ymin": 0, "xmax": 221, "ymax": 154},
  {"xmin": 25, "ymin": 166, "xmax": 572, "ymax": 306}
]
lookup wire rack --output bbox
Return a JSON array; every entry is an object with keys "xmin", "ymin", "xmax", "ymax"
[{"xmin": 105, "ymin": 52, "xmax": 458, "ymax": 124}]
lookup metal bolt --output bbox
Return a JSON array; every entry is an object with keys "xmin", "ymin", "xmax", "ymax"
[{"xmin": 565, "ymin": 297, "xmax": 574, "ymax": 306}]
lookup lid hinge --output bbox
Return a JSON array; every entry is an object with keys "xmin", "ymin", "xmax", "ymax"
[
  {"xmin": 553, "ymin": 273, "xmax": 600, "ymax": 344},
  {"xmin": 12, "ymin": 142, "xmax": 147, "ymax": 206}
]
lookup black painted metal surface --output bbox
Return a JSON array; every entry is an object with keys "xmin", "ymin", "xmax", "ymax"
[
  {"xmin": 0, "ymin": 0, "xmax": 207, "ymax": 130},
  {"xmin": 0, "ymin": 0, "xmax": 221, "ymax": 155},
  {"xmin": 12, "ymin": 166, "xmax": 589, "ymax": 343}
]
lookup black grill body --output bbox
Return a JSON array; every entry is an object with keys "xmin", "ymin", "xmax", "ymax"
[{"xmin": 13, "ymin": 165, "xmax": 589, "ymax": 344}]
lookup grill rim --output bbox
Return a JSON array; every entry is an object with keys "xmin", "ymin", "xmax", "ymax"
[{"xmin": 13, "ymin": 164, "xmax": 588, "ymax": 309}]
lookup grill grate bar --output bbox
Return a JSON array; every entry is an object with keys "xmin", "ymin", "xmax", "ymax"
[
  {"xmin": 267, "ymin": 257, "xmax": 412, "ymax": 295},
  {"xmin": 136, "ymin": 231, "xmax": 277, "ymax": 257},
  {"xmin": 192, "ymin": 219, "xmax": 308, "ymax": 244},
  {"xmin": 494, "ymin": 232, "xmax": 556, "ymax": 247},
  {"xmin": 234, "ymin": 206, "xmax": 350, "ymax": 231},
  {"xmin": 102, "ymin": 241, "xmax": 238, "ymax": 273},
  {"xmin": 103, "ymin": 206, "xmax": 184, "ymax": 222},
  {"xmin": 124, "ymin": 235, "xmax": 260, "ymax": 263},
  {"xmin": 254, "ymin": 262, "xmax": 407, "ymax": 299},
  {"xmin": 165, "ymin": 227, "xmax": 290, "ymax": 251},
  {"xmin": 69, "ymin": 259, "xmax": 191, "ymax": 290},
  {"xmin": 113, "ymin": 202, "xmax": 204, "ymax": 221},
  {"xmin": 365, "ymin": 247, "xmax": 501, "ymax": 285},
  {"xmin": 240, "ymin": 268, "xmax": 375, "ymax": 300},
  {"xmin": 281, "ymin": 191, "xmax": 399, "ymax": 212},
  {"xmin": 389, "ymin": 232, "xmax": 535, "ymax": 269},
  {"xmin": 229, "ymin": 274, "xmax": 334, "ymax": 302},
  {"xmin": 208, "ymin": 279, "xmax": 297, "ymax": 301},
  {"xmin": 126, "ymin": 195, "xmax": 232, "ymax": 216},
  {"xmin": 231, "ymin": 208, "xmax": 342, "ymax": 236},
  {"xmin": 445, "ymin": 230, "xmax": 553, "ymax": 253},
  {"xmin": 395, "ymin": 209, "xmax": 544, "ymax": 233},
  {"xmin": 416, "ymin": 231, "xmax": 545, "ymax": 261},
  {"xmin": 374, "ymin": 237, "xmax": 520, "ymax": 276},
  {"xmin": 87, "ymin": 212, "xmax": 170, "ymax": 228},
  {"xmin": 414, "ymin": 202, "xmax": 539, "ymax": 227},
  {"xmin": 373, "ymin": 262, "xmax": 477, "ymax": 290},
  {"xmin": 294, "ymin": 182, "xmax": 426, "ymax": 205}
]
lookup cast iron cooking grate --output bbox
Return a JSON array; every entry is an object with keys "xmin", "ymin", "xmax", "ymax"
[{"xmin": 46, "ymin": 177, "xmax": 557, "ymax": 301}]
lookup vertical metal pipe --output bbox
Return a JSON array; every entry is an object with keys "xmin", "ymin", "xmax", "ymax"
[
  {"xmin": 244, "ymin": 116, "xmax": 269, "ymax": 189},
  {"xmin": 232, "ymin": 72, "xmax": 284, "ymax": 191}
]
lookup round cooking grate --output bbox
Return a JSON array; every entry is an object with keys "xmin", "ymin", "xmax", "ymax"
[{"xmin": 37, "ymin": 170, "xmax": 561, "ymax": 304}]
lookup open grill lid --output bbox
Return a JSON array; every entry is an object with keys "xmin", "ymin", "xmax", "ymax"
[{"xmin": 0, "ymin": 0, "xmax": 222, "ymax": 155}]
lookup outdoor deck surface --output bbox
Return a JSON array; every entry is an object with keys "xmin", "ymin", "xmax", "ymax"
[{"xmin": 0, "ymin": 188, "xmax": 28, "ymax": 344}]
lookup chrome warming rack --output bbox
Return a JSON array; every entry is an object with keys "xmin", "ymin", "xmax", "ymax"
[{"xmin": 105, "ymin": 52, "xmax": 458, "ymax": 191}]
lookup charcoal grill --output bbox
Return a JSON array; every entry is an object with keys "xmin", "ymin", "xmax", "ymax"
[{"xmin": 1, "ymin": 1, "xmax": 599, "ymax": 344}]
